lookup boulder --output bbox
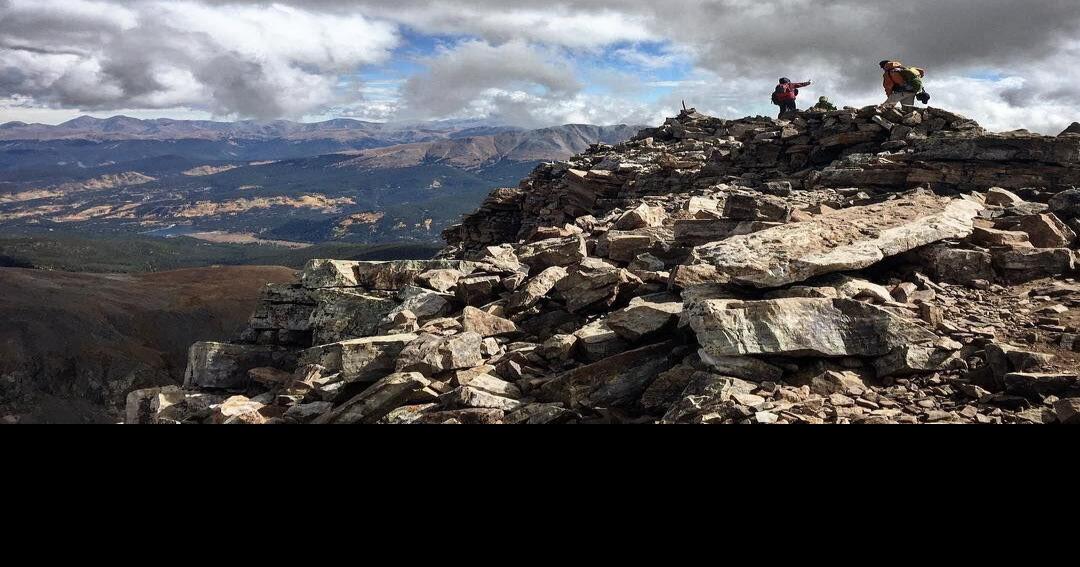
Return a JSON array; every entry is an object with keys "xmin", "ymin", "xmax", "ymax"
[
  {"xmin": 605, "ymin": 294, "xmax": 683, "ymax": 342},
  {"xmin": 687, "ymin": 297, "xmax": 938, "ymax": 358},
  {"xmin": 417, "ymin": 269, "xmax": 464, "ymax": 293},
  {"xmin": 212, "ymin": 395, "xmax": 267, "ymax": 425},
  {"xmin": 391, "ymin": 286, "xmax": 453, "ymax": 320},
  {"xmin": 300, "ymin": 334, "xmax": 418, "ymax": 383},
  {"xmin": 283, "ymin": 401, "xmax": 334, "ymax": 423},
  {"xmin": 985, "ymin": 187, "xmax": 1025, "ymax": 206},
  {"xmin": 396, "ymin": 332, "xmax": 485, "ymax": 375},
  {"xmin": 920, "ymin": 245, "xmax": 994, "ymax": 284},
  {"xmin": 697, "ymin": 351, "xmax": 784, "ymax": 382},
  {"xmin": 1004, "ymin": 372, "xmax": 1079, "ymax": 397},
  {"xmin": 1054, "ymin": 398, "xmax": 1080, "ymax": 424},
  {"xmin": 992, "ymin": 247, "xmax": 1075, "ymax": 279},
  {"xmin": 452, "ymin": 372, "xmax": 522, "ymax": 399},
  {"xmin": 970, "ymin": 226, "xmax": 1031, "ymax": 248},
  {"xmin": 684, "ymin": 192, "xmax": 982, "ymax": 288},
  {"xmin": 301, "ymin": 259, "xmax": 360, "ymax": 288},
  {"xmin": 314, "ymin": 372, "xmax": 431, "ymax": 424},
  {"xmin": 439, "ymin": 386, "xmax": 521, "ymax": 412},
  {"xmin": 517, "ymin": 235, "xmax": 587, "ymax": 271},
  {"xmin": 503, "ymin": 403, "xmax": 576, "ymax": 424},
  {"xmin": 673, "ymin": 219, "xmax": 779, "ymax": 246},
  {"xmin": 614, "ymin": 203, "xmax": 666, "ymax": 230},
  {"xmin": 455, "ymin": 274, "xmax": 503, "ymax": 306},
  {"xmin": 1049, "ymin": 188, "xmax": 1080, "ymax": 220},
  {"xmin": 722, "ymin": 193, "xmax": 792, "ymax": 222},
  {"xmin": 460, "ymin": 306, "xmax": 518, "ymax": 337},
  {"xmin": 572, "ymin": 319, "xmax": 630, "ymax": 362},
  {"xmin": 554, "ymin": 259, "xmax": 642, "ymax": 313},
  {"xmin": 660, "ymin": 373, "xmax": 760, "ymax": 424},
  {"xmin": 1017, "ymin": 213, "xmax": 1076, "ymax": 248},
  {"xmin": 125, "ymin": 386, "xmax": 181, "ymax": 424},
  {"xmin": 184, "ymin": 342, "xmax": 293, "ymax": 389},
  {"xmin": 310, "ymin": 289, "xmax": 398, "ymax": 344},
  {"xmin": 354, "ymin": 260, "xmax": 478, "ymax": 290},
  {"xmin": 538, "ymin": 341, "xmax": 678, "ymax": 408},
  {"xmin": 506, "ymin": 266, "xmax": 568, "ymax": 312}
]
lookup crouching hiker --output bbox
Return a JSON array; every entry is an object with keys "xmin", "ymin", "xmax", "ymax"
[
  {"xmin": 771, "ymin": 77, "xmax": 812, "ymax": 118},
  {"xmin": 812, "ymin": 96, "xmax": 836, "ymax": 111},
  {"xmin": 880, "ymin": 60, "xmax": 931, "ymax": 107}
]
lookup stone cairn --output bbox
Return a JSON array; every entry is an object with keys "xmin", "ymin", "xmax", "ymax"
[{"xmin": 128, "ymin": 105, "xmax": 1080, "ymax": 424}]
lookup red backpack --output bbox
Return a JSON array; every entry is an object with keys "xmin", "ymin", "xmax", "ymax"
[{"xmin": 771, "ymin": 84, "xmax": 797, "ymax": 105}]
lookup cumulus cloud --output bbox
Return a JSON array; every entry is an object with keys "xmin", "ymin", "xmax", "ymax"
[
  {"xmin": 3, "ymin": 0, "xmax": 1080, "ymax": 132},
  {"xmin": 400, "ymin": 39, "xmax": 582, "ymax": 125},
  {"xmin": 0, "ymin": 0, "xmax": 399, "ymax": 118}
]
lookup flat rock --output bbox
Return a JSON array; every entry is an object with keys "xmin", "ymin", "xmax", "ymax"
[
  {"xmin": 1004, "ymin": 372, "xmax": 1080, "ymax": 397},
  {"xmin": 684, "ymin": 192, "xmax": 982, "ymax": 288},
  {"xmin": 687, "ymin": 297, "xmax": 938, "ymax": 357}
]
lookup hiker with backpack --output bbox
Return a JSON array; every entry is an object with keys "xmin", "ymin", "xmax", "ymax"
[
  {"xmin": 880, "ymin": 60, "xmax": 931, "ymax": 107},
  {"xmin": 771, "ymin": 77, "xmax": 812, "ymax": 118},
  {"xmin": 812, "ymin": 96, "xmax": 837, "ymax": 112}
]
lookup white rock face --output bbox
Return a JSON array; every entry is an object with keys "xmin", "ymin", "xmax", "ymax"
[{"xmin": 681, "ymin": 192, "xmax": 983, "ymax": 288}]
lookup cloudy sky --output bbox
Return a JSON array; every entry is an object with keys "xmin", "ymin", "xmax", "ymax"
[{"xmin": 1, "ymin": 0, "xmax": 1079, "ymax": 133}]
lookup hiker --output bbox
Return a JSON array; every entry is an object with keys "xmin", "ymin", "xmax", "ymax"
[
  {"xmin": 811, "ymin": 96, "xmax": 836, "ymax": 112},
  {"xmin": 771, "ymin": 77, "xmax": 812, "ymax": 118},
  {"xmin": 880, "ymin": 60, "xmax": 931, "ymax": 107}
]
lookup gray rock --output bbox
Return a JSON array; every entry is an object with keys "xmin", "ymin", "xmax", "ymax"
[
  {"xmin": 688, "ymin": 297, "xmax": 938, "ymax": 358},
  {"xmin": 1004, "ymin": 372, "xmax": 1079, "ymax": 397},
  {"xmin": 992, "ymin": 247, "xmax": 1075, "ymax": 279},
  {"xmin": 396, "ymin": 332, "xmax": 485, "ymax": 375},
  {"xmin": 920, "ymin": 245, "xmax": 995, "ymax": 284},
  {"xmin": 660, "ymin": 373, "xmax": 760, "ymax": 424},
  {"xmin": 1053, "ymin": 398, "xmax": 1080, "ymax": 424},
  {"xmin": 300, "ymin": 334, "xmax": 418, "ymax": 383},
  {"xmin": 283, "ymin": 402, "xmax": 334, "ymax": 423},
  {"xmin": 184, "ymin": 342, "xmax": 294, "ymax": 389},
  {"xmin": 301, "ymin": 259, "xmax": 360, "ymax": 288},
  {"xmin": 1049, "ymin": 188, "xmax": 1080, "ymax": 219},
  {"xmin": 697, "ymin": 351, "xmax": 784, "ymax": 382},
  {"xmin": 439, "ymin": 386, "xmax": 521, "ymax": 411}
]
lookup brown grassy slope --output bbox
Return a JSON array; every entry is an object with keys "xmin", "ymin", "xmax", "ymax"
[{"xmin": 0, "ymin": 265, "xmax": 296, "ymax": 423}]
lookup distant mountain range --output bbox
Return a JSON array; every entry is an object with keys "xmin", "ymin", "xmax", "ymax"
[{"xmin": 0, "ymin": 115, "xmax": 645, "ymax": 247}]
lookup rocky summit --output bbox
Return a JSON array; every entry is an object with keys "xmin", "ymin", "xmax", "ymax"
[{"xmin": 127, "ymin": 105, "xmax": 1080, "ymax": 425}]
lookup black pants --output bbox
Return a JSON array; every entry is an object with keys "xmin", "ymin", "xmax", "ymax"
[{"xmin": 778, "ymin": 100, "xmax": 796, "ymax": 117}]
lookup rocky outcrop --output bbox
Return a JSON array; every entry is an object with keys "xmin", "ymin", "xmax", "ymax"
[{"xmin": 132, "ymin": 106, "xmax": 1080, "ymax": 425}]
